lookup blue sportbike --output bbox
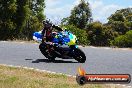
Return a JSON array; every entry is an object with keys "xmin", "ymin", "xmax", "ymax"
[{"xmin": 33, "ymin": 24, "xmax": 86, "ymax": 63}]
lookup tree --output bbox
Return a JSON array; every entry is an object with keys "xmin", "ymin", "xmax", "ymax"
[
  {"xmin": 86, "ymin": 22, "xmax": 107, "ymax": 46},
  {"xmin": 15, "ymin": 0, "xmax": 31, "ymax": 38},
  {"xmin": 0, "ymin": 0, "xmax": 17, "ymax": 40},
  {"xmin": 21, "ymin": 0, "xmax": 45, "ymax": 40},
  {"xmin": 30, "ymin": 0, "xmax": 45, "ymax": 21},
  {"xmin": 107, "ymin": 8, "xmax": 132, "ymax": 35},
  {"xmin": 86, "ymin": 21, "xmax": 119, "ymax": 46},
  {"xmin": 22, "ymin": 16, "xmax": 43, "ymax": 40},
  {"xmin": 108, "ymin": 21, "xmax": 130, "ymax": 35},
  {"xmin": 0, "ymin": 0, "xmax": 45, "ymax": 40},
  {"xmin": 108, "ymin": 8, "xmax": 132, "ymax": 22},
  {"xmin": 63, "ymin": 0, "xmax": 92, "ymax": 29},
  {"xmin": 15, "ymin": 0, "xmax": 45, "ymax": 40}
]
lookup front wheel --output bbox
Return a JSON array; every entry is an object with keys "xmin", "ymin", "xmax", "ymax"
[{"xmin": 74, "ymin": 48, "xmax": 86, "ymax": 63}]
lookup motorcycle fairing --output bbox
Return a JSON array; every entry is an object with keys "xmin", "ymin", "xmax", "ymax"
[{"xmin": 33, "ymin": 30, "xmax": 77, "ymax": 46}]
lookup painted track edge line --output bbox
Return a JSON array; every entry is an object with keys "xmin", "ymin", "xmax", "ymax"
[{"xmin": 0, "ymin": 64, "xmax": 75, "ymax": 77}]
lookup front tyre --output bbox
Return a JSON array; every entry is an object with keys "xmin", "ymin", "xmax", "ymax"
[{"xmin": 74, "ymin": 48, "xmax": 86, "ymax": 63}]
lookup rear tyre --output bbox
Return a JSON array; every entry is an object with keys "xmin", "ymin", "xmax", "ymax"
[
  {"xmin": 74, "ymin": 48, "xmax": 86, "ymax": 63},
  {"xmin": 39, "ymin": 43, "xmax": 56, "ymax": 62}
]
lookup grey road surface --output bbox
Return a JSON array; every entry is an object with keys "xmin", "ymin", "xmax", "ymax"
[{"xmin": 0, "ymin": 41, "xmax": 132, "ymax": 86}]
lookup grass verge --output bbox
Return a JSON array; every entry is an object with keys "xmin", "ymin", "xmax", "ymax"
[{"xmin": 0, "ymin": 65, "xmax": 125, "ymax": 88}]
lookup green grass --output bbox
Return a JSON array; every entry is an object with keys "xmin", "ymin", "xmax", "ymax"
[{"xmin": 0, "ymin": 65, "xmax": 124, "ymax": 88}]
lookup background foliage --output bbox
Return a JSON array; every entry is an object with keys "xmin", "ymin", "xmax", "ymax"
[
  {"xmin": 62, "ymin": 0, "xmax": 132, "ymax": 47},
  {"xmin": 111, "ymin": 30, "xmax": 132, "ymax": 47},
  {"xmin": 0, "ymin": 0, "xmax": 132, "ymax": 47},
  {"xmin": 0, "ymin": 0, "xmax": 45, "ymax": 40}
]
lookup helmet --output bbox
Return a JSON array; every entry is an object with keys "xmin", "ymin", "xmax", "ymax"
[{"xmin": 42, "ymin": 20, "xmax": 52, "ymax": 29}]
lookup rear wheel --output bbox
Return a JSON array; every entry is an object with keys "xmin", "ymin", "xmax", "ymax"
[
  {"xmin": 39, "ymin": 43, "xmax": 56, "ymax": 62},
  {"xmin": 74, "ymin": 48, "xmax": 86, "ymax": 63}
]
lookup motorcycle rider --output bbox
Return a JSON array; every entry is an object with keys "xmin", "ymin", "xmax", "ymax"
[
  {"xmin": 42, "ymin": 20, "xmax": 63, "ymax": 43},
  {"xmin": 41, "ymin": 20, "xmax": 72, "ymax": 58}
]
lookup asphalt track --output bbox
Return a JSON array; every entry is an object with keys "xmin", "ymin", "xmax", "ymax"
[{"xmin": 0, "ymin": 41, "xmax": 132, "ymax": 87}]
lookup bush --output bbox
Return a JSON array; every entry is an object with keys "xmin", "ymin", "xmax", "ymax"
[
  {"xmin": 111, "ymin": 30, "xmax": 132, "ymax": 47},
  {"xmin": 87, "ymin": 22, "xmax": 109, "ymax": 46},
  {"xmin": 63, "ymin": 25, "xmax": 90, "ymax": 45}
]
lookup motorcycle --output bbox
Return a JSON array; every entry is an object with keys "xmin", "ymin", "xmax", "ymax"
[{"xmin": 33, "ymin": 26, "xmax": 86, "ymax": 63}]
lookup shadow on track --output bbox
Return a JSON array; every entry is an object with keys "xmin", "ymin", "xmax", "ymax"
[{"xmin": 25, "ymin": 59, "xmax": 78, "ymax": 63}]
